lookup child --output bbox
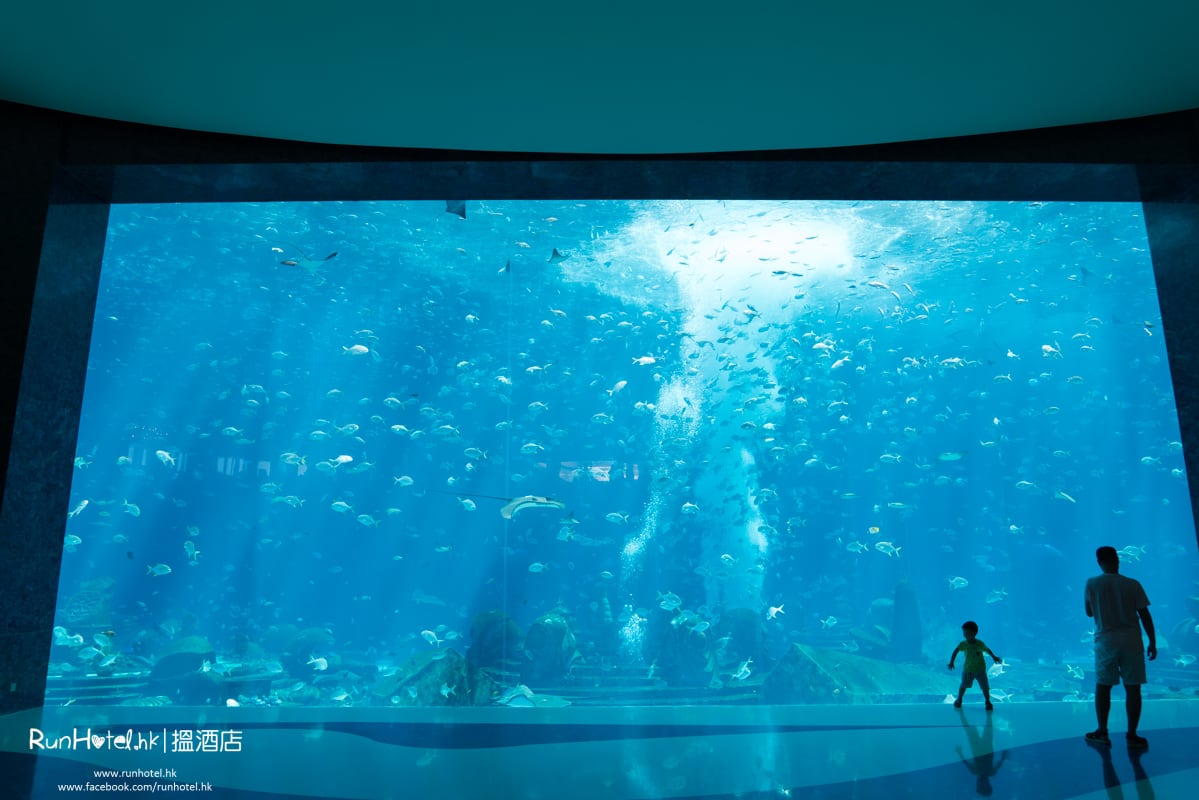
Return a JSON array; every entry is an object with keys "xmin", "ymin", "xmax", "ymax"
[{"xmin": 948, "ymin": 620, "xmax": 1002, "ymax": 710}]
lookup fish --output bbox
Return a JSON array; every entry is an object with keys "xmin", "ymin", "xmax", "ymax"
[
  {"xmin": 527, "ymin": 562, "xmax": 548, "ymax": 573},
  {"xmin": 280, "ymin": 251, "xmax": 337, "ymax": 274},
  {"xmin": 445, "ymin": 200, "xmax": 467, "ymax": 219},
  {"xmin": 874, "ymin": 541, "xmax": 902, "ymax": 558},
  {"xmin": 947, "ymin": 576, "xmax": 969, "ymax": 590},
  {"xmin": 146, "ymin": 563, "xmax": 172, "ymax": 576},
  {"xmin": 1117, "ymin": 545, "xmax": 1147, "ymax": 561},
  {"xmin": 500, "ymin": 495, "xmax": 566, "ymax": 520}
]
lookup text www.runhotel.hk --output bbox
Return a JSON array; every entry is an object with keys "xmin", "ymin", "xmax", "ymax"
[{"xmin": 58, "ymin": 769, "xmax": 213, "ymax": 792}]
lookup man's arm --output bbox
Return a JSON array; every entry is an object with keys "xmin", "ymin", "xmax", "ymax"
[{"xmin": 1138, "ymin": 607, "xmax": 1157, "ymax": 660}]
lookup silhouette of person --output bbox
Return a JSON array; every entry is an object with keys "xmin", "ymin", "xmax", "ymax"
[
  {"xmin": 1084, "ymin": 546, "xmax": 1157, "ymax": 749},
  {"xmin": 954, "ymin": 707, "xmax": 1008, "ymax": 796},
  {"xmin": 948, "ymin": 620, "xmax": 1002, "ymax": 709}
]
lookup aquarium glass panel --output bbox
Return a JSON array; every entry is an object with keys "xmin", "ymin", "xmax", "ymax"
[{"xmin": 49, "ymin": 199, "xmax": 1199, "ymax": 707}]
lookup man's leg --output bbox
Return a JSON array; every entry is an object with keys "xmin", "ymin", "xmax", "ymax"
[
  {"xmin": 1094, "ymin": 683, "xmax": 1112, "ymax": 731},
  {"xmin": 1125, "ymin": 683, "xmax": 1142, "ymax": 735}
]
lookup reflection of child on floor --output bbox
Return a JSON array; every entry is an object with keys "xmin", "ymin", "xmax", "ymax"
[
  {"xmin": 948, "ymin": 620, "xmax": 1002, "ymax": 710},
  {"xmin": 956, "ymin": 708, "xmax": 1008, "ymax": 797}
]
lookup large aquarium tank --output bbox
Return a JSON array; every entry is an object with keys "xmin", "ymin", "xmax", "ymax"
[{"xmin": 48, "ymin": 198, "xmax": 1199, "ymax": 715}]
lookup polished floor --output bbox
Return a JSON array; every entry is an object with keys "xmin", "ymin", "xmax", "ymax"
[{"xmin": 2, "ymin": 700, "xmax": 1196, "ymax": 798}]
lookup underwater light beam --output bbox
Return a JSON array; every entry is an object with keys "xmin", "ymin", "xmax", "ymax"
[{"xmin": 647, "ymin": 204, "xmax": 858, "ymax": 611}]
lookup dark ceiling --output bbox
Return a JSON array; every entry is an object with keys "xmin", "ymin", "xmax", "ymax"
[{"xmin": 2, "ymin": 3, "xmax": 1198, "ymax": 153}]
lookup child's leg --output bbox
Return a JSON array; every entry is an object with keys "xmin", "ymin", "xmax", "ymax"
[{"xmin": 978, "ymin": 672, "xmax": 992, "ymax": 702}]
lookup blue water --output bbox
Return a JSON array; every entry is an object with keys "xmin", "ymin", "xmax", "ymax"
[{"xmin": 48, "ymin": 199, "xmax": 1199, "ymax": 707}]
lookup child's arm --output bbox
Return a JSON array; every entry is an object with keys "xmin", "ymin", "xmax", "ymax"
[
  {"xmin": 985, "ymin": 647, "xmax": 1002, "ymax": 663},
  {"xmin": 948, "ymin": 645, "xmax": 958, "ymax": 669}
]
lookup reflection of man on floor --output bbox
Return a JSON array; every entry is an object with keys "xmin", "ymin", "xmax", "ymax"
[
  {"xmin": 1085, "ymin": 735, "xmax": 1156, "ymax": 800},
  {"xmin": 955, "ymin": 707, "xmax": 1008, "ymax": 797}
]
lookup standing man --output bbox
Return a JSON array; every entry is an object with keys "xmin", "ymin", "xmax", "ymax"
[{"xmin": 1084, "ymin": 546, "xmax": 1157, "ymax": 749}]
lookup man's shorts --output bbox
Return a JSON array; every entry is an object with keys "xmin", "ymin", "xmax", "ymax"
[
  {"xmin": 959, "ymin": 671, "xmax": 990, "ymax": 693},
  {"xmin": 1094, "ymin": 631, "xmax": 1147, "ymax": 686}
]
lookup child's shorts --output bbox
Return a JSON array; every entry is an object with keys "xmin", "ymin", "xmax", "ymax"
[{"xmin": 959, "ymin": 671, "xmax": 990, "ymax": 693}]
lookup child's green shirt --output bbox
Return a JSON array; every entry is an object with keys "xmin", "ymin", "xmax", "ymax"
[{"xmin": 956, "ymin": 638, "xmax": 989, "ymax": 673}]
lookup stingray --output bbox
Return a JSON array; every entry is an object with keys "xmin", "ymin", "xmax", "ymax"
[
  {"xmin": 280, "ymin": 250, "xmax": 338, "ymax": 275},
  {"xmin": 445, "ymin": 200, "xmax": 467, "ymax": 219},
  {"xmin": 499, "ymin": 495, "xmax": 566, "ymax": 520},
  {"xmin": 425, "ymin": 488, "xmax": 567, "ymax": 520},
  {"xmin": 548, "ymin": 248, "xmax": 568, "ymax": 263}
]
